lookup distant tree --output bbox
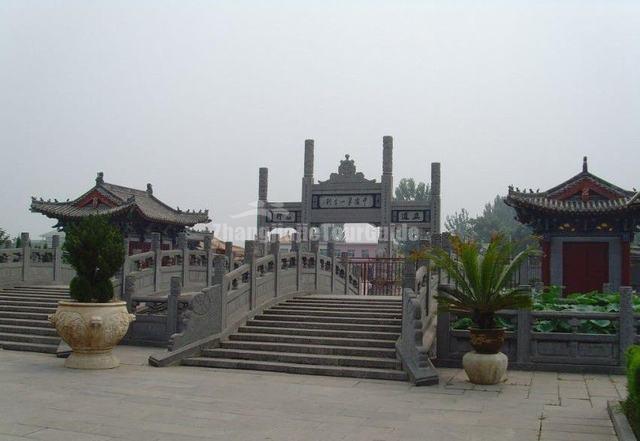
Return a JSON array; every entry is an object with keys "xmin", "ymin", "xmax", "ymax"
[
  {"xmin": 14, "ymin": 236, "xmax": 22, "ymax": 248},
  {"xmin": 445, "ymin": 209, "xmax": 475, "ymax": 240},
  {"xmin": 395, "ymin": 178, "xmax": 430, "ymax": 201},
  {"xmin": 471, "ymin": 196, "xmax": 534, "ymax": 248},
  {"xmin": 0, "ymin": 228, "xmax": 8, "ymax": 245},
  {"xmin": 317, "ymin": 224, "xmax": 346, "ymax": 242}
]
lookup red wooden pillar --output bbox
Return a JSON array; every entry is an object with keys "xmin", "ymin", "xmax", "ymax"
[
  {"xmin": 541, "ymin": 239, "xmax": 551, "ymax": 286},
  {"xmin": 622, "ymin": 239, "xmax": 631, "ymax": 286}
]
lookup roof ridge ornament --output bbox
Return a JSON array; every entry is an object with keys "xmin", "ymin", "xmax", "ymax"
[
  {"xmin": 583, "ymin": 156, "xmax": 588, "ymax": 173},
  {"xmin": 96, "ymin": 172, "xmax": 104, "ymax": 185},
  {"xmin": 318, "ymin": 154, "xmax": 376, "ymax": 184},
  {"xmin": 146, "ymin": 183, "xmax": 153, "ymax": 195}
]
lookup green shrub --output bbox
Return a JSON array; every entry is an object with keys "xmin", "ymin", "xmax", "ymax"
[
  {"xmin": 624, "ymin": 346, "xmax": 640, "ymax": 437},
  {"xmin": 63, "ymin": 216, "xmax": 124, "ymax": 303}
]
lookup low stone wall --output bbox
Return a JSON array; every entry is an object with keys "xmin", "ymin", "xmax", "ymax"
[{"xmin": 435, "ymin": 287, "xmax": 636, "ymax": 374}]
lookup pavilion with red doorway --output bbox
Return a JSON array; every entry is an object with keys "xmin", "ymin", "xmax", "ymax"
[{"xmin": 506, "ymin": 158, "xmax": 640, "ymax": 294}]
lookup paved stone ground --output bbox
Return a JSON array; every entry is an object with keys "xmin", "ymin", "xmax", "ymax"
[{"xmin": 0, "ymin": 346, "xmax": 626, "ymax": 441}]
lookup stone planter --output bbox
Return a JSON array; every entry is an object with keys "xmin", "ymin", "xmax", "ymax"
[
  {"xmin": 49, "ymin": 301, "xmax": 135, "ymax": 369},
  {"xmin": 462, "ymin": 351, "xmax": 508, "ymax": 385}
]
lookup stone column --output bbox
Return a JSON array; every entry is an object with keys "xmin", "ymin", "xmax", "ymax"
[
  {"xmin": 300, "ymin": 139, "xmax": 314, "ymax": 248},
  {"xmin": 20, "ymin": 232, "xmax": 30, "ymax": 282},
  {"xmin": 291, "ymin": 232, "xmax": 299, "ymax": 252},
  {"xmin": 402, "ymin": 258, "xmax": 416, "ymax": 291},
  {"xmin": 311, "ymin": 240, "xmax": 320, "ymax": 291},
  {"xmin": 430, "ymin": 162, "xmax": 441, "ymax": 235},
  {"xmin": 342, "ymin": 252, "xmax": 350, "ymax": 294},
  {"xmin": 270, "ymin": 234, "xmax": 280, "ymax": 296},
  {"xmin": 124, "ymin": 274, "xmax": 136, "ymax": 312},
  {"xmin": 51, "ymin": 234, "xmax": 61, "ymax": 284},
  {"xmin": 379, "ymin": 136, "xmax": 394, "ymax": 257},
  {"xmin": 167, "ymin": 276, "xmax": 181, "ymax": 337}
]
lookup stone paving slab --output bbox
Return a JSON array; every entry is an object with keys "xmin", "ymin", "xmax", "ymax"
[{"xmin": 0, "ymin": 346, "xmax": 625, "ymax": 440}]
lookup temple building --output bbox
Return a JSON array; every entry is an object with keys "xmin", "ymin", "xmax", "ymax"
[
  {"xmin": 30, "ymin": 172, "xmax": 210, "ymax": 254},
  {"xmin": 506, "ymin": 158, "xmax": 640, "ymax": 293}
]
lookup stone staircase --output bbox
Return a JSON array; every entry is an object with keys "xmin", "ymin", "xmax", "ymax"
[
  {"xmin": 0, "ymin": 286, "xmax": 67, "ymax": 354},
  {"xmin": 183, "ymin": 295, "xmax": 408, "ymax": 381}
]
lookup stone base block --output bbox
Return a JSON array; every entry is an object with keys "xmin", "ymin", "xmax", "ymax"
[
  {"xmin": 462, "ymin": 351, "xmax": 508, "ymax": 385},
  {"xmin": 65, "ymin": 351, "xmax": 120, "ymax": 370}
]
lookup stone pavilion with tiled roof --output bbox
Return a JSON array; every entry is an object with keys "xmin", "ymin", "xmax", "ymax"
[
  {"xmin": 506, "ymin": 157, "xmax": 640, "ymax": 293},
  {"xmin": 31, "ymin": 172, "xmax": 210, "ymax": 254}
]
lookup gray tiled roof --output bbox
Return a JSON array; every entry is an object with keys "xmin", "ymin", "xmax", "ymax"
[
  {"xmin": 505, "ymin": 190, "xmax": 637, "ymax": 214},
  {"xmin": 31, "ymin": 175, "xmax": 210, "ymax": 226}
]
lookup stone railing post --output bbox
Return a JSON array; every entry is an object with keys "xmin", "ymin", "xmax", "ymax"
[
  {"xmin": 120, "ymin": 238, "xmax": 130, "ymax": 298},
  {"xmin": 603, "ymin": 283, "xmax": 612, "ymax": 294},
  {"xmin": 291, "ymin": 232, "xmax": 299, "ymax": 253},
  {"xmin": 327, "ymin": 241, "xmax": 336, "ymax": 293},
  {"xmin": 402, "ymin": 258, "xmax": 416, "ymax": 291},
  {"xmin": 177, "ymin": 232, "xmax": 187, "ymax": 288},
  {"xmin": 296, "ymin": 245, "xmax": 302, "ymax": 291},
  {"xmin": 245, "ymin": 240, "xmax": 257, "ymax": 309},
  {"xmin": 516, "ymin": 309, "xmax": 531, "ymax": 365},
  {"xmin": 51, "ymin": 234, "xmax": 61, "ymax": 283},
  {"xmin": 20, "ymin": 232, "xmax": 30, "ymax": 282},
  {"xmin": 225, "ymin": 241, "xmax": 234, "ymax": 271},
  {"xmin": 167, "ymin": 276, "xmax": 181, "ymax": 336},
  {"xmin": 619, "ymin": 286, "xmax": 635, "ymax": 366},
  {"xmin": 151, "ymin": 232, "xmax": 161, "ymax": 292},
  {"xmin": 342, "ymin": 252, "xmax": 350, "ymax": 294},
  {"xmin": 311, "ymin": 240, "xmax": 320, "ymax": 291},
  {"xmin": 204, "ymin": 233, "xmax": 213, "ymax": 286},
  {"xmin": 123, "ymin": 274, "xmax": 136, "ymax": 312},
  {"xmin": 213, "ymin": 255, "xmax": 225, "ymax": 286},
  {"xmin": 270, "ymin": 234, "xmax": 280, "ymax": 296},
  {"xmin": 436, "ymin": 310, "xmax": 451, "ymax": 361}
]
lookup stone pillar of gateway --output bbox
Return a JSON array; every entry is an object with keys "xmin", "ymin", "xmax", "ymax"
[{"xmin": 256, "ymin": 136, "xmax": 441, "ymax": 258}]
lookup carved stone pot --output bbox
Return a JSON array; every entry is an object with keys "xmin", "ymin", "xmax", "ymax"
[
  {"xmin": 469, "ymin": 328, "xmax": 505, "ymax": 354},
  {"xmin": 463, "ymin": 351, "xmax": 508, "ymax": 385},
  {"xmin": 49, "ymin": 301, "xmax": 135, "ymax": 369}
]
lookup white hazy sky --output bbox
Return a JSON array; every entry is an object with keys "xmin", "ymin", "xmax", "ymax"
[{"xmin": 1, "ymin": 1, "xmax": 639, "ymax": 241}]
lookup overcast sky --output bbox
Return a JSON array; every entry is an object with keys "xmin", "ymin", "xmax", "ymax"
[{"xmin": 1, "ymin": 1, "xmax": 638, "ymax": 242}]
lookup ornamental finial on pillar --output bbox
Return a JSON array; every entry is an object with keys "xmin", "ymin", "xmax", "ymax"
[
  {"xmin": 146, "ymin": 183, "xmax": 153, "ymax": 195},
  {"xmin": 583, "ymin": 156, "xmax": 588, "ymax": 173}
]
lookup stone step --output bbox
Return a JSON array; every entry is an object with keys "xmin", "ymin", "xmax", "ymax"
[
  {"xmin": 0, "ymin": 305, "xmax": 57, "ymax": 314},
  {"xmin": 0, "ymin": 317, "xmax": 53, "ymax": 328},
  {"xmin": 0, "ymin": 291, "xmax": 68, "ymax": 300},
  {"xmin": 238, "ymin": 325, "xmax": 399, "ymax": 341},
  {"xmin": 0, "ymin": 332, "xmax": 60, "ymax": 345},
  {"xmin": 266, "ymin": 308, "xmax": 401, "ymax": 319},
  {"xmin": 220, "ymin": 340, "xmax": 397, "ymax": 358},
  {"xmin": 0, "ymin": 340, "xmax": 58, "ymax": 354},
  {"xmin": 252, "ymin": 314, "xmax": 401, "ymax": 326},
  {"xmin": 0, "ymin": 311, "xmax": 50, "ymax": 321},
  {"xmin": 278, "ymin": 303, "xmax": 402, "ymax": 312},
  {"xmin": 247, "ymin": 318, "xmax": 401, "ymax": 333},
  {"xmin": 229, "ymin": 333, "xmax": 397, "ymax": 348},
  {"xmin": 0, "ymin": 324, "xmax": 58, "ymax": 336},
  {"xmin": 200, "ymin": 348, "xmax": 401, "ymax": 369},
  {"xmin": 182, "ymin": 357, "xmax": 407, "ymax": 381},
  {"xmin": 292, "ymin": 296, "xmax": 401, "ymax": 304},
  {"xmin": 0, "ymin": 297, "xmax": 61, "ymax": 306}
]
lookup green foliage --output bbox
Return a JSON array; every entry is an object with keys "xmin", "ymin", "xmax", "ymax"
[
  {"xmin": 0, "ymin": 228, "xmax": 8, "ymax": 244},
  {"xmin": 445, "ymin": 196, "xmax": 535, "ymax": 251},
  {"xmin": 63, "ymin": 216, "xmax": 124, "ymax": 303},
  {"xmin": 394, "ymin": 178, "xmax": 430, "ymax": 202},
  {"xmin": 15, "ymin": 237, "xmax": 22, "ymax": 248},
  {"xmin": 428, "ymin": 234, "xmax": 536, "ymax": 329},
  {"xmin": 624, "ymin": 346, "xmax": 640, "ymax": 438}
]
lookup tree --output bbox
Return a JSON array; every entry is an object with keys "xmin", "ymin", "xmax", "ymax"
[
  {"xmin": 0, "ymin": 228, "xmax": 8, "ymax": 246},
  {"xmin": 473, "ymin": 195, "xmax": 533, "ymax": 247},
  {"xmin": 63, "ymin": 216, "xmax": 125, "ymax": 303},
  {"xmin": 395, "ymin": 178, "xmax": 430, "ymax": 201},
  {"xmin": 445, "ymin": 209, "xmax": 475, "ymax": 240}
]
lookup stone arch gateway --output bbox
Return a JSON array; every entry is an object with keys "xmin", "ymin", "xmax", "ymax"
[{"xmin": 256, "ymin": 136, "xmax": 441, "ymax": 256}]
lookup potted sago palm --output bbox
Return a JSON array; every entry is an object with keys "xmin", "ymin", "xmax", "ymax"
[
  {"xmin": 428, "ymin": 234, "xmax": 536, "ymax": 384},
  {"xmin": 48, "ymin": 216, "xmax": 135, "ymax": 369}
]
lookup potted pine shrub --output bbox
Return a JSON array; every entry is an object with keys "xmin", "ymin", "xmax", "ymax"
[
  {"xmin": 428, "ymin": 234, "xmax": 536, "ymax": 384},
  {"xmin": 48, "ymin": 216, "xmax": 135, "ymax": 369}
]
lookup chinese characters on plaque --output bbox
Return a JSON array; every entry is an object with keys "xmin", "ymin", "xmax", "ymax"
[
  {"xmin": 391, "ymin": 210, "xmax": 431, "ymax": 223},
  {"xmin": 312, "ymin": 194, "xmax": 380, "ymax": 209},
  {"xmin": 266, "ymin": 210, "xmax": 299, "ymax": 224}
]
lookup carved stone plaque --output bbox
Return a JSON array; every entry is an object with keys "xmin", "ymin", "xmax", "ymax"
[
  {"xmin": 392, "ymin": 210, "xmax": 431, "ymax": 223},
  {"xmin": 312, "ymin": 194, "xmax": 381, "ymax": 209}
]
